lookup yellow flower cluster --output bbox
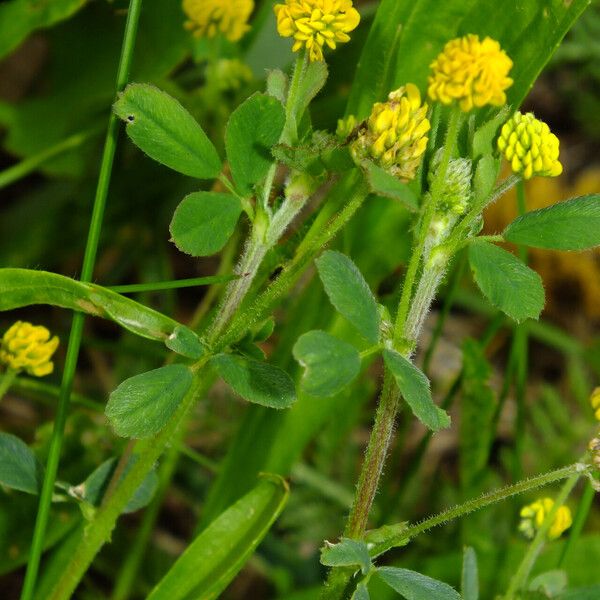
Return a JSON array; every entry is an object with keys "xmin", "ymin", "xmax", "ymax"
[
  {"xmin": 274, "ymin": 0, "xmax": 360, "ymax": 62},
  {"xmin": 0, "ymin": 321, "xmax": 59, "ymax": 377},
  {"xmin": 497, "ymin": 112, "xmax": 562, "ymax": 180},
  {"xmin": 428, "ymin": 34, "xmax": 513, "ymax": 112},
  {"xmin": 182, "ymin": 0, "xmax": 254, "ymax": 42},
  {"xmin": 590, "ymin": 387, "xmax": 600, "ymax": 421},
  {"xmin": 351, "ymin": 83, "xmax": 430, "ymax": 181},
  {"xmin": 519, "ymin": 498, "xmax": 572, "ymax": 540}
]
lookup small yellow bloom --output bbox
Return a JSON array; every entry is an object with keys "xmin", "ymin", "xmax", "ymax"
[
  {"xmin": 0, "ymin": 321, "xmax": 59, "ymax": 377},
  {"xmin": 497, "ymin": 112, "xmax": 562, "ymax": 180},
  {"xmin": 351, "ymin": 83, "xmax": 430, "ymax": 181},
  {"xmin": 428, "ymin": 34, "xmax": 513, "ymax": 112},
  {"xmin": 182, "ymin": 0, "xmax": 254, "ymax": 42},
  {"xmin": 519, "ymin": 498, "xmax": 572, "ymax": 540},
  {"xmin": 590, "ymin": 387, "xmax": 600, "ymax": 421},
  {"xmin": 274, "ymin": 0, "xmax": 360, "ymax": 62}
]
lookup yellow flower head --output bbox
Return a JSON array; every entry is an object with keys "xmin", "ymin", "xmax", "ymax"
[
  {"xmin": 590, "ymin": 387, "xmax": 600, "ymax": 421},
  {"xmin": 519, "ymin": 498, "xmax": 572, "ymax": 540},
  {"xmin": 428, "ymin": 34, "xmax": 513, "ymax": 112},
  {"xmin": 0, "ymin": 321, "xmax": 59, "ymax": 377},
  {"xmin": 274, "ymin": 0, "xmax": 360, "ymax": 62},
  {"xmin": 351, "ymin": 83, "xmax": 430, "ymax": 181},
  {"xmin": 183, "ymin": 0, "xmax": 254, "ymax": 42},
  {"xmin": 497, "ymin": 112, "xmax": 562, "ymax": 180}
]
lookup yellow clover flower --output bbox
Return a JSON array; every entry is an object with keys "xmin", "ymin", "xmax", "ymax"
[
  {"xmin": 519, "ymin": 498, "xmax": 572, "ymax": 540},
  {"xmin": 590, "ymin": 387, "xmax": 600, "ymax": 421},
  {"xmin": 183, "ymin": 0, "xmax": 254, "ymax": 42},
  {"xmin": 274, "ymin": 0, "xmax": 360, "ymax": 62},
  {"xmin": 497, "ymin": 112, "xmax": 563, "ymax": 180},
  {"xmin": 351, "ymin": 83, "xmax": 430, "ymax": 181},
  {"xmin": 428, "ymin": 34, "xmax": 513, "ymax": 112},
  {"xmin": 0, "ymin": 321, "xmax": 59, "ymax": 377}
]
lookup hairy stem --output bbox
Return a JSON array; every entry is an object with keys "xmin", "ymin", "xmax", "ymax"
[{"xmin": 372, "ymin": 464, "xmax": 583, "ymax": 558}]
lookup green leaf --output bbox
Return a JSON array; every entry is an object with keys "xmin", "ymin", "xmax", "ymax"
[
  {"xmin": 529, "ymin": 570, "xmax": 567, "ymax": 597},
  {"xmin": 316, "ymin": 250, "xmax": 380, "ymax": 344},
  {"xmin": 365, "ymin": 522, "xmax": 410, "ymax": 555},
  {"xmin": 113, "ymin": 83, "xmax": 221, "ymax": 179},
  {"xmin": 346, "ymin": 0, "xmax": 589, "ymax": 119},
  {"xmin": 352, "ymin": 583, "xmax": 370, "ymax": 600},
  {"xmin": 105, "ymin": 365, "xmax": 193, "ymax": 439},
  {"xmin": 225, "ymin": 93, "xmax": 285, "ymax": 196},
  {"xmin": 211, "ymin": 354, "xmax": 296, "ymax": 409},
  {"xmin": 383, "ymin": 349, "xmax": 450, "ymax": 431},
  {"xmin": 468, "ymin": 240, "xmax": 545, "ymax": 322},
  {"xmin": 295, "ymin": 60, "xmax": 329, "ymax": 118},
  {"xmin": 364, "ymin": 162, "xmax": 418, "ymax": 211},
  {"xmin": 320, "ymin": 538, "xmax": 371, "ymax": 575},
  {"xmin": 266, "ymin": 69, "xmax": 287, "ymax": 104},
  {"xmin": 146, "ymin": 474, "xmax": 288, "ymax": 600},
  {"xmin": 77, "ymin": 456, "xmax": 158, "ymax": 514},
  {"xmin": 0, "ymin": 269, "xmax": 205, "ymax": 358},
  {"xmin": 0, "ymin": 433, "xmax": 43, "ymax": 495},
  {"xmin": 293, "ymin": 330, "xmax": 361, "ymax": 397},
  {"xmin": 0, "ymin": 0, "xmax": 86, "ymax": 60},
  {"xmin": 472, "ymin": 155, "xmax": 500, "ymax": 205},
  {"xmin": 377, "ymin": 567, "xmax": 461, "ymax": 600},
  {"xmin": 169, "ymin": 192, "xmax": 242, "ymax": 257},
  {"xmin": 503, "ymin": 195, "xmax": 600, "ymax": 251},
  {"xmin": 461, "ymin": 547, "xmax": 479, "ymax": 600},
  {"xmin": 459, "ymin": 340, "xmax": 496, "ymax": 494}
]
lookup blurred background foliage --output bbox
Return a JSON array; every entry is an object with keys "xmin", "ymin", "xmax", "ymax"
[{"xmin": 0, "ymin": 0, "xmax": 599, "ymax": 598}]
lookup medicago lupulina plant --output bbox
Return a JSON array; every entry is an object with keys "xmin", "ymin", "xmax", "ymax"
[{"xmin": 0, "ymin": 0, "xmax": 599, "ymax": 598}]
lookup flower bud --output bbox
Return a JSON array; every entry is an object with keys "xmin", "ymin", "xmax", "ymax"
[{"xmin": 497, "ymin": 112, "xmax": 562, "ymax": 179}]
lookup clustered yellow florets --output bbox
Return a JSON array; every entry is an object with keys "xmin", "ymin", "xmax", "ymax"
[
  {"xmin": 519, "ymin": 498, "xmax": 572, "ymax": 540},
  {"xmin": 497, "ymin": 112, "xmax": 563, "ymax": 180},
  {"xmin": 182, "ymin": 0, "xmax": 254, "ymax": 42},
  {"xmin": 428, "ymin": 34, "xmax": 513, "ymax": 112},
  {"xmin": 351, "ymin": 83, "xmax": 430, "ymax": 181},
  {"xmin": 274, "ymin": 0, "xmax": 360, "ymax": 62},
  {"xmin": 0, "ymin": 321, "xmax": 59, "ymax": 377},
  {"xmin": 589, "ymin": 387, "xmax": 600, "ymax": 421}
]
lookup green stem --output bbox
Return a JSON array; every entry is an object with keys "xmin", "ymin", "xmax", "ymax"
[
  {"xmin": 372, "ymin": 464, "xmax": 582, "ymax": 559},
  {"xmin": 558, "ymin": 480, "xmax": 595, "ymax": 567},
  {"xmin": 505, "ymin": 472, "xmax": 580, "ymax": 599},
  {"xmin": 0, "ymin": 368, "xmax": 18, "ymax": 402},
  {"xmin": 217, "ymin": 170, "xmax": 368, "ymax": 352},
  {"xmin": 343, "ymin": 108, "xmax": 463, "ymax": 544},
  {"xmin": 422, "ymin": 252, "xmax": 466, "ymax": 374},
  {"xmin": 0, "ymin": 127, "xmax": 103, "ymax": 191},
  {"xmin": 344, "ymin": 371, "xmax": 399, "ymax": 539},
  {"xmin": 109, "ymin": 275, "xmax": 237, "ymax": 294},
  {"xmin": 20, "ymin": 3, "xmax": 144, "ymax": 599},
  {"xmin": 393, "ymin": 106, "xmax": 461, "ymax": 343}
]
